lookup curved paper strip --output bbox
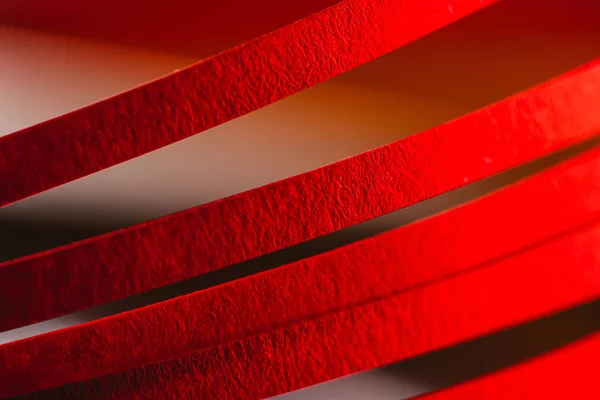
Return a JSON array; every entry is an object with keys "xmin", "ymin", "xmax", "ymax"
[
  {"xmin": 8, "ymin": 204, "xmax": 600, "ymax": 398},
  {"xmin": 0, "ymin": 0, "xmax": 497, "ymax": 207},
  {"xmin": 2, "ymin": 144, "xmax": 600, "ymax": 397},
  {"xmin": 2, "ymin": 59, "xmax": 600, "ymax": 332},
  {"xmin": 415, "ymin": 332, "xmax": 600, "ymax": 399}
]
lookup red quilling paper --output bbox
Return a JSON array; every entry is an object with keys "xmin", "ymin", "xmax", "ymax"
[
  {"xmin": 2, "ymin": 0, "xmax": 600, "ymax": 398},
  {"xmin": 2, "ymin": 58, "xmax": 600, "ymax": 332},
  {"xmin": 0, "ymin": 0, "xmax": 498, "ymax": 207},
  {"xmin": 2, "ymin": 143, "xmax": 600, "ymax": 397}
]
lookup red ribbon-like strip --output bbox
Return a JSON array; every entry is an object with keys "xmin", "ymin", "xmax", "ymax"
[
  {"xmin": 0, "ymin": 0, "xmax": 498, "ymax": 207},
  {"xmin": 8, "ymin": 203, "xmax": 600, "ymax": 398},
  {"xmin": 416, "ymin": 331, "xmax": 600, "ymax": 399},
  {"xmin": 2, "ymin": 58, "xmax": 600, "ymax": 332},
  {"xmin": 2, "ymin": 141, "xmax": 600, "ymax": 398}
]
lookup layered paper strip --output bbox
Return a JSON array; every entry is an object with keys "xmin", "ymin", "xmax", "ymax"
[
  {"xmin": 4, "ymin": 148, "xmax": 600, "ymax": 397},
  {"xmin": 2, "ymin": 57, "xmax": 600, "ymax": 332},
  {"xmin": 0, "ymin": 0, "xmax": 498, "ymax": 207},
  {"xmin": 1, "ymin": 139, "xmax": 600, "ymax": 396},
  {"xmin": 2, "ymin": 0, "xmax": 600, "ymax": 398}
]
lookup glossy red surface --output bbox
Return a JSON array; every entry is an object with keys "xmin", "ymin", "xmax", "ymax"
[
  {"xmin": 2, "ymin": 58, "xmax": 600, "ymax": 332},
  {"xmin": 2, "ymin": 144, "xmax": 600, "ymax": 397}
]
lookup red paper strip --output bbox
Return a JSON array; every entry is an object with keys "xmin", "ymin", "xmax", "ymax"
[
  {"xmin": 8, "ymin": 200, "xmax": 600, "ymax": 399},
  {"xmin": 2, "ymin": 144, "xmax": 600, "ymax": 397},
  {"xmin": 0, "ymin": 0, "xmax": 497, "ymax": 207},
  {"xmin": 2, "ymin": 58, "xmax": 600, "ymax": 332},
  {"xmin": 415, "ymin": 332, "xmax": 600, "ymax": 399}
]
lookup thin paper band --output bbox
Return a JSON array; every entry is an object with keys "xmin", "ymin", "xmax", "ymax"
[
  {"xmin": 10, "ymin": 209, "xmax": 600, "ymax": 399},
  {"xmin": 2, "ymin": 143, "xmax": 600, "ymax": 397},
  {"xmin": 2, "ymin": 58, "xmax": 600, "ymax": 332},
  {"xmin": 0, "ymin": 0, "xmax": 497, "ymax": 207}
]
